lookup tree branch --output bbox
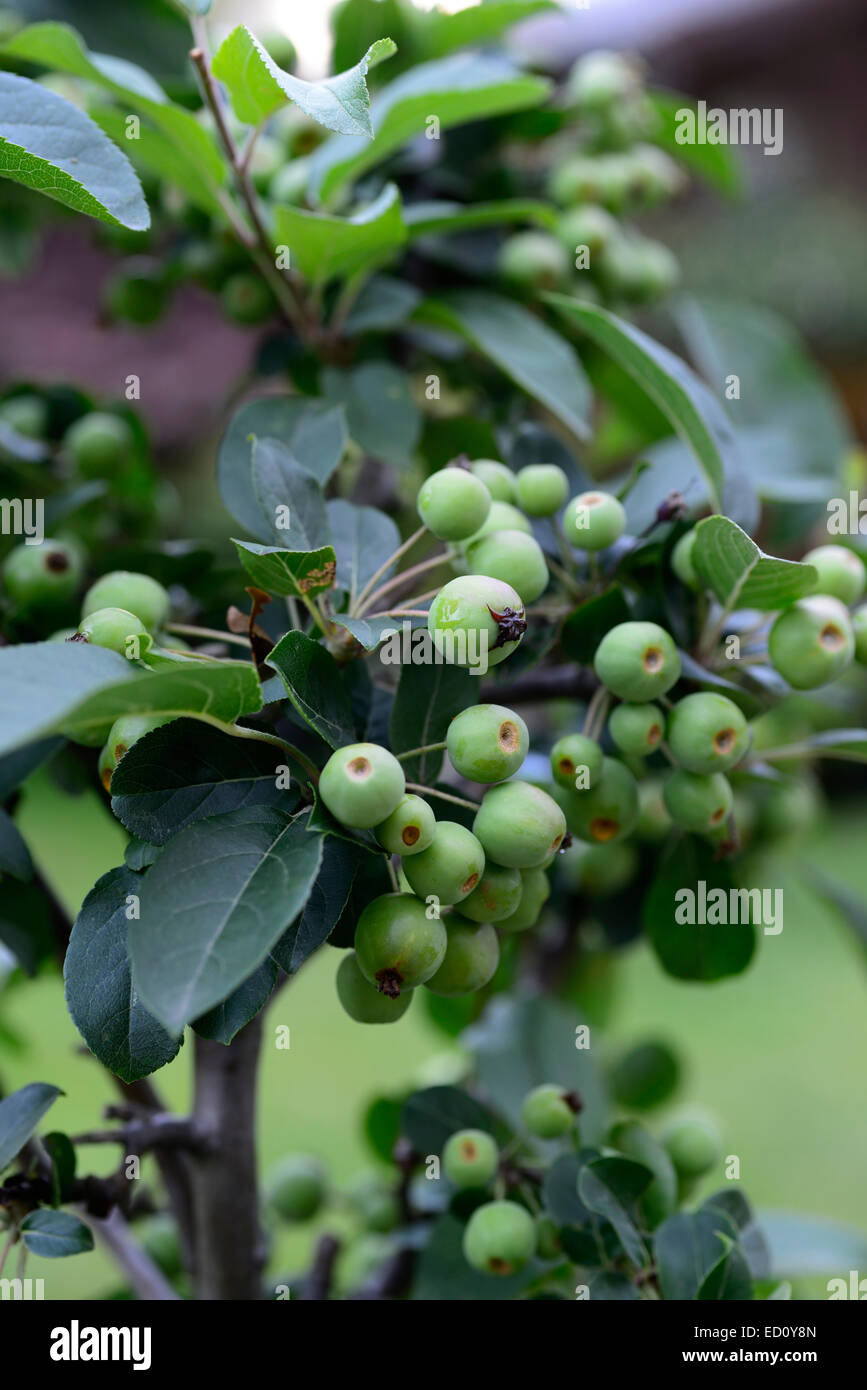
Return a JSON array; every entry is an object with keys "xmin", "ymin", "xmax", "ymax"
[{"xmin": 89, "ymin": 1208, "xmax": 181, "ymax": 1302}]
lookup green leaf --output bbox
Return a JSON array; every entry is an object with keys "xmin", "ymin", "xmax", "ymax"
[
  {"xmin": 389, "ymin": 662, "xmax": 476, "ymax": 784},
  {"xmin": 0, "ymin": 72, "xmax": 149, "ymax": 229},
  {"xmin": 759, "ymin": 1212, "xmax": 867, "ymax": 1277},
  {"xmin": 0, "ymin": 807, "xmax": 33, "ymax": 881},
  {"xmin": 20, "ymin": 1208, "xmax": 93, "ymax": 1258},
  {"xmin": 311, "ymin": 52, "xmax": 550, "ymax": 204},
  {"xmin": 234, "ymin": 540, "xmax": 337, "ymax": 599},
  {"xmin": 193, "ymin": 959, "xmax": 277, "ymax": 1045},
  {"xmin": 332, "ymin": 614, "xmax": 401, "ymax": 652},
  {"xmin": 44, "ymin": 1132, "xmax": 76, "ymax": 1206},
  {"xmin": 343, "ymin": 273, "xmax": 421, "ymax": 335},
  {"xmin": 273, "ymin": 182, "xmax": 406, "ymax": 286},
  {"xmin": 0, "ymin": 642, "xmax": 262, "ymax": 757},
  {"xmin": 64, "ymin": 866, "xmax": 181, "ymax": 1082},
  {"xmin": 326, "ymin": 498, "xmax": 400, "ymax": 605},
  {"xmin": 0, "ymin": 880, "xmax": 55, "ymax": 975},
  {"xmin": 0, "ymin": 1082, "xmax": 63, "ymax": 1171},
  {"xmin": 252, "ymin": 437, "xmax": 332, "ymax": 550},
  {"xmin": 271, "ymin": 836, "xmax": 361, "ymax": 974},
  {"xmin": 130, "ymin": 807, "xmax": 324, "ymax": 1034},
  {"xmin": 692, "ymin": 515, "xmax": 817, "ymax": 611},
  {"xmin": 0, "ymin": 736, "xmax": 62, "ymax": 800},
  {"xmin": 655, "ymin": 1209, "xmax": 746, "ymax": 1300},
  {"xmin": 561, "ymin": 586, "xmax": 631, "ymax": 664},
  {"xmin": 697, "ymin": 1233, "xmax": 754, "ymax": 1300},
  {"xmin": 269, "ymin": 630, "xmax": 357, "ymax": 750},
  {"xmin": 578, "ymin": 1158, "xmax": 653, "ymax": 1268},
  {"xmin": 702, "ymin": 1189, "xmax": 771, "ymax": 1279},
  {"xmin": 2, "ymin": 21, "xmax": 168, "ymax": 103},
  {"xmin": 218, "ymin": 396, "xmax": 347, "ymax": 540},
  {"xmin": 548, "ymin": 296, "xmax": 740, "ymax": 509},
  {"xmin": 322, "ymin": 362, "xmax": 421, "ymax": 466},
  {"xmin": 212, "ymin": 26, "xmax": 395, "ymax": 134},
  {"xmin": 90, "ymin": 104, "xmax": 222, "ymax": 217},
  {"xmin": 421, "ymin": 1, "xmax": 555, "ymax": 57},
  {"xmin": 402, "ymin": 1085, "xmax": 498, "ymax": 1154},
  {"xmin": 417, "ymin": 291, "xmax": 592, "ymax": 442},
  {"xmin": 588, "ymin": 1271, "xmax": 641, "ymax": 1300},
  {"xmin": 648, "ymin": 90, "xmax": 743, "ymax": 196},
  {"xmin": 405, "ymin": 197, "xmax": 556, "ymax": 239},
  {"xmin": 807, "ymin": 870, "xmax": 867, "ymax": 950},
  {"xmin": 643, "ymin": 835, "xmax": 756, "ymax": 982},
  {"xmin": 109, "ymin": 718, "xmax": 293, "ymax": 846}
]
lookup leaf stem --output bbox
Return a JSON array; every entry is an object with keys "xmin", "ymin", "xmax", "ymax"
[
  {"xmin": 353, "ymin": 526, "xmax": 428, "ymax": 612},
  {"xmin": 396, "ymin": 741, "xmax": 447, "ymax": 762},
  {"xmin": 405, "ymin": 782, "xmax": 481, "ymax": 812}
]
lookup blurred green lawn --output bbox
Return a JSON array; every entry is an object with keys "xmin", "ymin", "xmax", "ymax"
[{"xmin": 6, "ymin": 768, "xmax": 867, "ymax": 1298}]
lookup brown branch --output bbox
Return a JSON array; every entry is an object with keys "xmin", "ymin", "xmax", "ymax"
[
  {"xmin": 300, "ymin": 1234, "xmax": 342, "ymax": 1300},
  {"xmin": 481, "ymin": 665, "xmax": 599, "ymax": 704}
]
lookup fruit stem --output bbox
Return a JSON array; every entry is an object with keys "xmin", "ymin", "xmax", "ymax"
[
  {"xmin": 385, "ymin": 856, "xmax": 400, "ymax": 893},
  {"xmin": 165, "ymin": 622, "xmax": 251, "ymax": 649},
  {"xmin": 396, "ymin": 741, "xmax": 447, "ymax": 762},
  {"xmin": 546, "ymin": 554, "xmax": 584, "ymax": 600},
  {"xmin": 356, "ymin": 550, "xmax": 455, "ymax": 617},
  {"xmin": 405, "ymin": 782, "xmax": 481, "ymax": 812},
  {"xmin": 353, "ymin": 525, "xmax": 428, "ymax": 612},
  {"xmin": 365, "ymin": 608, "xmax": 430, "ymax": 620},
  {"xmin": 582, "ymin": 684, "xmax": 610, "ymax": 739}
]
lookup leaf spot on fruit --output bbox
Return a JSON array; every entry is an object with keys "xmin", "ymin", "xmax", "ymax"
[
  {"xmin": 498, "ymin": 721, "xmax": 520, "ymax": 753},
  {"xmin": 46, "ymin": 551, "xmax": 70, "ymax": 573},
  {"xmin": 590, "ymin": 818, "xmax": 618, "ymax": 842},
  {"xmin": 347, "ymin": 756, "xmax": 372, "ymax": 780},
  {"xmin": 714, "ymin": 728, "xmax": 735, "ymax": 753},
  {"xmin": 820, "ymin": 623, "xmax": 846, "ymax": 652},
  {"xmin": 648, "ymin": 724, "xmax": 662, "ymax": 745},
  {"xmin": 402, "ymin": 825, "xmax": 420, "ymax": 846},
  {"xmin": 461, "ymin": 872, "xmax": 480, "ymax": 894},
  {"xmin": 642, "ymin": 646, "xmax": 664, "ymax": 673}
]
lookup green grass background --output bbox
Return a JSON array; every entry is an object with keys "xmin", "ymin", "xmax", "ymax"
[{"xmin": 5, "ymin": 769, "xmax": 867, "ymax": 1298}]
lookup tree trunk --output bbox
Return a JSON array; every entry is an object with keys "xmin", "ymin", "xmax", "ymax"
[{"xmin": 190, "ymin": 1017, "xmax": 265, "ymax": 1300}]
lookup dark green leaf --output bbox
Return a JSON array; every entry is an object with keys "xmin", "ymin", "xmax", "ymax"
[
  {"xmin": 418, "ymin": 290, "xmax": 591, "ymax": 442},
  {"xmin": 130, "ymin": 807, "xmax": 324, "ymax": 1034},
  {"xmin": 20, "ymin": 1208, "xmax": 93, "ymax": 1258},
  {"xmin": 326, "ymin": 498, "xmax": 400, "ymax": 605},
  {"xmin": 271, "ymin": 835, "xmax": 361, "ymax": 974},
  {"xmin": 548, "ymin": 296, "xmax": 740, "ymax": 509},
  {"xmin": 413, "ymin": 1212, "xmax": 539, "ymax": 1300},
  {"xmin": 0, "ymin": 807, "xmax": 33, "ymax": 881},
  {"xmin": 269, "ymin": 631, "xmax": 356, "ymax": 750},
  {"xmin": 692, "ymin": 515, "xmax": 817, "ymax": 611},
  {"xmin": 758, "ymin": 1212, "xmax": 867, "ymax": 1276},
  {"xmin": 110, "ymin": 718, "xmax": 292, "ymax": 845},
  {"xmin": 0, "ymin": 1082, "xmax": 63, "ymax": 1171},
  {"xmin": 44, "ymin": 1131, "xmax": 76, "ymax": 1206},
  {"xmin": 703, "ymin": 1188, "xmax": 771, "ymax": 1279},
  {"xmin": 192, "ymin": 959, "xmax": 277, "ymax": 1045},
  {"xmin": 578, "ymin": 1158, "xmax": 653, "ymax": 1268},
  {"xmin": 648, "ymin": 90, "xmax": 743, "ymax": 196},
  {"xmin": 608, "ymin": 1121, "xmax": 677, "ymax": 1230},
  {"xmin": 587, "ymin": 1271, "xmax": 641, "ymax": 1300},
  {"xmin": 331, "ymin": 614, "xmax": 401, "ymax": 651},
  {"xmin": 273, "ymin": 183, "xmax": 406, "ymax": 286},
  {"xmin": 212, "ymin": 26, "xmax": 395, "ymax": 134},
  {"xmin": 252, "ymin": 438, "xmax": 331, "ymax": 549},
  {"xmin": 322, "ymin": 362, "xmax": 421, "ymax": 466},
  {"xmin": 0, "ymin": 879, "xmax": 55, "ymax": 975},
  {"xmin": 218, "ymin": 396, "xmax": 347, "ymax": 540},
  {"xmin": 0, "ymin": 72, "xmax": 149, "ymax": 229},
  {"xmin": 697, "ymin": 1234, "xmax": 753, "ymax": 1300},
  {"xmin": 655, "ymin": 1208, "xmax": 739, "ymax": 1299},
  {"xmin": 64, "ymin": 866, "xmax": 180, "ymax": 1081},
  {"xmin": 561, "ymin": 586, "xmax": 630, "ymax": 664},
  {"xmin": 343, "ymin": 274, "xmax": 421, "ymax": 335},
  {"xmin": 389, "ymin": 662, "xmax": 476, "ymax": 784},
  {"xmin": 234, "ymin": 540, "xmax": 337, "ymax": 599},
  {"xmin": 643, "ymin": 835, "xmax": 756, "ymax": 982},
  {"xmin": 405, "ymin": 197, "xmax": 556, "ymax": 239},
  {"xmin": 402, "ymin": 1085, "xmax": 497, "ymax": 1154}
]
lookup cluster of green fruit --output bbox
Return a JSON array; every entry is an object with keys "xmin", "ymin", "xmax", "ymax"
[
  {"xmin": 0, "ymin": 394, "xmax": 136, "ymax": 475},
  {"xmin": 498, "ymin": 51, "xmax": 683, "ymax": 304}
]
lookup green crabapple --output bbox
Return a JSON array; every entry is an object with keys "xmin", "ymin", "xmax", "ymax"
[
  {"xmin": 768, "ymin": 596, "xmax": 855, "ymax": 689},
  {"xmin": 64, "ymin": 412, "xmax": 134, "ymax": 477},
  {"xmin": 608, "ymin": 702, "xmax": 664, "ymax": 758},
  {"xmin": 99, "ymin": 714, "xmax": 173, "ymax": 790},
  {"xmin": 498, "ymin": 866, "xmax": 551, "ymax": 933},
  {"xmin": 802, "ymin": 544, "xmax": 866, "ymax": 605},
  {"xmin": 663, "ymin": 769, "xmax": 733, "ymax": 835},
  {"xmin": 462, "ymin": 1200, "xmax": 536, "ymax": 1276},
  {"xmin": 514, "ymin": 464, "xmax": 569, "ymax": 518},
  {"xmin": 466, "ymin": 529, "xmax": 549, "ymax": 604},
  {"xmin": 442, "ymin": 1129, "xmax": 499, "ymax": 1188},
  {"xmin": 521, "ymin": 1083, "xmax": 579, "ymax": 1139},
  {"xmin": 353, "ymin": 893, "xmax": 447, "ymax": 997},
  {"xmin": 266, "ymin": 1155, "xmax": 327, "ymax": 1222},
  {"xmin": 498, "ymin": 231, "xmax": 570, "ymax": 290},
  {"xmin": 336, "ymin": 951, "xmax": 413, "ymax": 1025},
  {"xmin": 446, "ymin": 703, "xmax": 529, "ymax": 784},
  {"xmin": 318, "ymin": 743, "xmax": 405, "ymax": 829},
  {"xmin": 670, "ymin": 529, "xmax": 700, "ymax": 590},
  {"xmin": 564, "ymin": 756, "xmax": 639, "ymax": 844},
  {"xmin": 417, "ymin": 467, "xmax": 491, "ymax": 542},
  {"xmin": 550, "ymin": 732, "xmax": 604, "ymax": 790},
  {"xmin": 469, "ymin": 458, "xmax": 516, "ymax": 503},
  {"xmin": 563, "ymin": 491, "xmax": 626, "ymax": 551},
  {"xmin": 594, "ymin": 621, "xmax": 681, "ymax": 702},
  {"xmin": 2, "ymin": 539, "xmax": 83, "ymax": 609},
  {"xmin": 374, "ymin": 793, "xmax": 436, "ymax": 856},
  {"xmin": 662, "ymin": 1112, "xmax": 723, "ymax": 1180},
  {"xmin": 853, "ymin": 605, "xmax": 867, "ymax": 664},
  {"xmin": 463, "ymin": 500, "xmax": 532, "ymax": 545},
  {"xmin": 473, "ymin": 781, "xmax": 566, "ymax": 868},
  {"xmin": 82, "ymin": 570, "xmax": 170, "ymax": 632},
  {"xmin": 459, "ymin": 862, "xmax": 523, "ymax": 923},
  {"xmin": 556, "ymin": 204, "xmax": 619, "ymax": 257},
  {"xmin": 424, "ymin": 914, "xmax": 500, "ymax": 997},
  {"xmin": 78, "ymin": 606, "xmax": 149, "ymax": 655},
  {"xmin": 0, "ymin": 393, "xmax": 47, "ymax": 439},
  {"xmin": 666, "ymin": 692, "xmax": 750, "ymax": 775},
  {"xmin": 428, "ymin": 575, "xmax": 526, "ymax": 670},
  {"xmin": 401, "ymin": 820, "xmax": 486, "ymax": 906}
]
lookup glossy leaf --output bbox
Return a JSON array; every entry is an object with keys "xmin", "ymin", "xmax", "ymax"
[
  {"xmin": 271, "ymin": 836, "xmax": 362, "ymax": 974},
  {"xmin": 0, "ymin": 807, "xmax": 33, "ymax": 881},
  {"xmin": 193, "ymin": 959, "xmax": 277, "ymax": 1044},
  {"xmin": 578, "ymin": 1157, "xmax": 653, "ymax": 1268},
  {"xmin": 326, "ymin": 498, "xmax": 400, "ymax": 604},
  {"xmin": 0, "ymin": 1082, "xmax": 63, "ymax": 1171},
  {"xmin": 692, "ymin": 515, "xmax": 817, "ymax": 611},
  {"xmin": 402, "ymin": 1085, "xmax": 497, "ymax": 1153},
  {"xmin": 20, "ymin": 1209, "xmax": 93, "ymax": 1258},
  {"xmin": 269, "ymin": 630, "xmax": 356, "ymax": 750},
  {"xmin": 322, "ymin": 362, "xmax": 421, "ymax": 466},
  {"xmin": 252, "ymin": 438, "xmax": 331, "ymax": 550},
  {"xmin": 643, "ymin": 835, "xmax": 756, "ymax": 982},
  {"xmin": 389, "ymin": 662, "xmax": 476, "ymax": 784},
  {"xmin": 273, "ymin": 183, "xmax": 406, "ymax": 286},
  {"xmin": 234, "ymin": 540, "xmax": 337, "ymax": 600}
]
